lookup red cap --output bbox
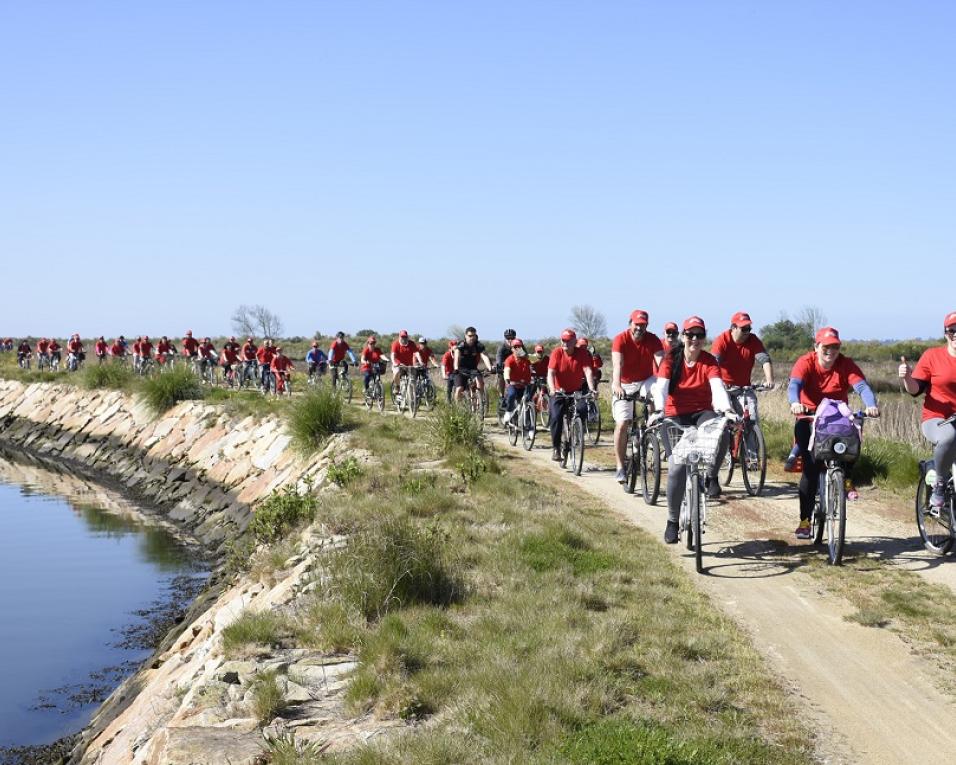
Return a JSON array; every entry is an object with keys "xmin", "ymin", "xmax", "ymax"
[
  {"xmin": 448, "ymin": 339, "xmax": 457, "ymax": 348},
  {"xmin": 944, "ymin": 312, "xmax": 956, "ymax": 329},
  {"xmin": 731, "ymin": 311, "xmax": 752, "ymax": 326},
  {"xmin": 815, "ymin": 326, "xmax": 841, "ymax": 345},
  {"xmin": 399, "ymin": 329, "xmax": 409, "ymax": 338},
  {"xmin": 630, "ymin": 309, "xmax": 649, "ymax": 325},
  {"xmin": 663, "ymin": 322, "xmax": 678, "ymax": 333},
  {"xmin": 560, "ymin": 328, "xmax": 577, "ymax": 341},
  {"xmin": 511, "ymin": 338, "xmax": 524, "ymax": 348},
  {"xmin": 534, "ymin": 344, "xmax": 544, "ymax": 353},
  {"xmin": 683, "ymin": 316, "xmax": 706, "ymax": 332}
]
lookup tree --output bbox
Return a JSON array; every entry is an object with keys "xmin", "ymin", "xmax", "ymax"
[
  {"xmin": 569, "ymin": 305, "xmax": 607, "ymax": 339},
  {"xmin": 759, "ymin": 315, "xmax": 813, "ymax": 352},
  {"xmin": 797, "ymin": 305, "xmax": 827, "ymax": 334},
  {"xmin": 447, "ymin": 324, "xmax": 466, "ymax": 342},
  {"xmin": 231, "ymin": 304, "xmax": 284, "ymax": 339}
]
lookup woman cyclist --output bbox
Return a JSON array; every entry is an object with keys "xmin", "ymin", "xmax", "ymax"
[
  {"xmin": 899, "ymin": 311, "xmax": 956, "ymax": 509},
  {"xmin": 652, "ymin": 316, "xmax": 733, "ymax": 543},
  {"xmin": 788, "ymin": 327, "xmax": 879, "ymax": 539}
]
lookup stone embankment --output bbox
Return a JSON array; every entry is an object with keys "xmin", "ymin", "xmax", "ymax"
[{"xmin": 0, "ymin": 380, "xmax": 388, "ymax": 763}]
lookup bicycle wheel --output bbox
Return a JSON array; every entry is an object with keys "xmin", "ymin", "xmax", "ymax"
[
  {"xmin": 916, "ymin": 475, "xmax": 954, "ymax": 555},
  {"xmin": 508, "ymin": 409, "xmax": 519, "ymax": 446},
  {"xmin": 409, "ymin": 378, "xmax": 420, "ymax": 417},
  {"xmin": 690, "ymin": 476, "xmax": 703, "ymax": 573},
  {"xmin": 587, "ymin": 401, "xmax": 602, "ymax": 446},
  {"xmin": 721, "ymin": 428, "xmax": 737, "ymax": 486},
  {"xmin": 521, "ymin": 403, "xmax": 536, "ymax": 451},
  {"xmin": 623, "ymin": 431, "xmax": 638, "ymax": 495},
  {"xmin": 538, "ymin": 393, "xmax": 551, "ymax": 428},
  {"xmin": 423, "ymin": 380, "xmax": 436, "ymax": 410},
  {"xmin": 341, "ymin": 375, "xmax": 353, "ymax": 404},
  {"xmin": 571, "ymin": 417, "xmax": 585, "ymax": 476},
  {"xmin": 375, "ymin": 380, "xmax": 385, "ymax": 412},
  {"xmin": 641, "ymin": 431, "xmax": 661, "ymax": 506},
  {"xmin": 740, "ymin": 423, "xmax": 767, "ymax": 497},
  {"xmin": 825, "ymin": 467, "xmax": 847, "ymax": 565}
]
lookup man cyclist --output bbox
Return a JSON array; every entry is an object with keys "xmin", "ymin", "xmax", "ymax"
[
  {"xmin": 48, "ymin": 338, "xmax": 62, "ymax": 369},
  {"xmin": 220, "ymin": 340, "xmax": 241, "ymax": 383},
  {"xmin": 502, "ymin": 339, "xmax": 532, "ymax": 424},
  {"xmin": 548, "ymin": 328, "xmax": 598, "ymax": 461},
  {"xmin": 662, "ymin": 322, "xmax": 680, "ymax": 352},
  {"xmin": 93, "ymin": 336, "xmax": 107, "ymax": 363},
  {"xmin": 441, "ymin": 340, "xmax": 457, "ymax": 403},
  {"xmin": 610, "ymin": 310, "xmax": 665, "ymax": 482},
  {"xmin": 140, "ymin": 336, "xmax": 153, "ymax": 365},
  {"xmin": 328, "ymin": 332, "xmax": 356, "ymax": 386},
  {"xmin": 495, "ymin": 329, "xmax": 517, "ymax": 397},
  {"xmin": 224, "ymin": 336, "xmax": 241, "ymax": 355},
  {"xmin": 240, "ymin": 337, "xmax": 258, "ymax": 385},
  {"xmin": 109, "ymin": 337, "xmax": 126, "ymax": 360},
  {"xmin": 181, "ymin": 330, "xmax": 199, "ymax": 359},
  {"xmin": 360, "ymin": 336, "xmax": 386, "ymax": 392},
  {"xmin": 197, "ymin": 337, "xmax": 217, "ymax": 379},
  {"xmin": 454, "ymin": 327, "xmax": 493, "ymax": 403},
  {"xmin": 17, "ymin": 339, "xmax": 31, "ymax": 367},
  {"xmin": 257, "ymin": 339, "xmax": 276, "ymax": 391},
  {"xmin": 270, "ymin": 346, "xmax": 294, "ymax": 394},
  {"xmin": 305, "ymin": 342, "xmax": 328, "ymax": 382},
  {"xmin": 390, "ymin": 330, "xmax": 419, "ymax": 402},
  {"xmin": 156, "ymin": 336, "xmax": 173, "ymax": 366},
  {"xmin": 531, "ymin": 344, "xmax": 550, "ymax": 379}
]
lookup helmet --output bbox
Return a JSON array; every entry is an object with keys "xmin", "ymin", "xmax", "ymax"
[
  {"xmin": 503, "ymin": 328, "xmax": 516, "ymax": 340},
  {"xmin": 560, "ymin": 328, "xmax": 577, "ymax": 342},
  {"xmin": 448, "ymin": 339, "xmax": 458, "ymax": 349},
  {"xmin": 419, "ymin": 337, "xmax": 427, "ymax": 344},
  {"xmin": 336, "ymin": 331, "xmax": 345, "ymax": 339},
  {"xmin": 510, "ymin": 338, "xmax": 524, "ymax": 348}
]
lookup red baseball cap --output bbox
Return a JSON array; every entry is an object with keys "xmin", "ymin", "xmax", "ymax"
[
  {"xmin": 561, "ymin": 328, "xmax": 577, "ymax": 341},
  {"xmin": 731, "ymin": 311, "xmax": 752, "ymax": 326},
  {"xmin": 682, "ymin": 316, "xmax": 706, "ymax": 332},
  {"xmin": 399, "ymin": 329, "xmax": 409, "ymax": 338},
  {"xmin": 630, "ymin": 309, "xmax": 649, "ymax": 325},
  {"xmin": 448, "ymin": 339, "xmax": 457, "ymax": 348},
  {"xmin": 663, "ymin": 322, "xmax": 678, "ymax": 333},
  {"xmin": 815, "ymin": 326, "xmax": 841, "ymax": 345},
  {"xmin": 944, "ymin": 312, "xmax": 956, "ymax": 329}
]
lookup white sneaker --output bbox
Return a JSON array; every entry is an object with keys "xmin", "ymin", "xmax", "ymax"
[
  {"xmin": 615, "ymin": 468, "xmax": 626, "ymax": 483},
  {"xmin": 502, "ymin": 410, "xmax": 514, "ymax": 424}
]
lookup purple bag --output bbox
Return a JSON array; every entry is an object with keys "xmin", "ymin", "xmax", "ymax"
[{"xmin": 810, "ymin": 398, "xmax": 861, "ymax": 462}]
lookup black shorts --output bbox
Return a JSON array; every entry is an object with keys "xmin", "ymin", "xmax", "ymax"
[{"xmin": 455, "ymin": 370, "xmax": 481, "ymax": 389}]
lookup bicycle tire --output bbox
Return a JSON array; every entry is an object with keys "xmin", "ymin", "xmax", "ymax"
[
  {"xmin": 690, "ymin": 476, "xmax": 703, "ymax": 573},
  {"xmin": 623, "ymin": 430, "xmax": 638, "ymax": 495},
  {"xmin": 409, "ymin": 377, "xmax": 420, "ymax": 417},
  {"xmin": 721, "ymin": 428, "xmax": 737, "ymax": 486},
  {"xmin": 916, "ymin": 473, "xmax": 954, "ymax": 555},
  {"xmin": 521, "ymin": 403, "xmax": 536, "ymax": 451},
  {"xmin": 538, "ymin": 393, "xmax": 551, "ymax": 428},
  {"xmin": 641, "ymin": 431, "xmax": 661, "ymax": 506},
  {"xmin": 424, "ymin": 380, "xmax": 436, "ymax": 410},
  {"xmin": 341, "ymin": 375, "xmax": 353, "ymax": 404},
  {"xmin": 508, "ymin": 409, "xmax": 519, "ymax": 446},
  {"xmin": 740, "ymin": 423, "xmax": 767, "ymax": 497},
  {"xmin": 375, "ymin": 380, "xmax": 385, "ymax": 412},
  {"xmin": 826, "ymin": 467, "xmax": 847, "ymax": 565},
  {"xmin": 571, "ymin": 416, "xmax": 585, "ymax": 476},
  {"xmin": 587, "ymin": 401, "xmax": 602, "ymax": 446}
]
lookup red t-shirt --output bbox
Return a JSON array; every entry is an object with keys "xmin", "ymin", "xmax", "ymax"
[
  {"xmin": 48, "ymin": 341, "xmax": 60, "ymax": 353},
  {"xmin": 329, "ymin": 340, "xmax": 350, "ymax": 364},
  {"xmin": 549, "ymin": 346, "xmax": 592, "ymax": 392},
  {"xmin": 198, "ymin": 342, "xmax": 215, "ymax": 358},
  {"xmin": 221, "ymin": 347, "xmax": 240, "ymax": 365},
  {"xmin": 504, "ymin": 355, "xmax": 532, "ymax": 386},
  {"xmin": 611, "ymin": 330, "xmax": 663, "ymax": 384},
  {"xmin": 256, "ymin": 346, "xmax": 275, "ymax": 365},
  {"xmin": 711, "ymin": 330, "xmax": 767, "ymax": 387},
  {"xmin": 94, "ymin": 340, "xmax": 107, "ymax": 355},
  {"xmin": 391, "ymin": 339, "xmax": 419, "ymax": 366},
  {"xmin": 241, "ymin": 342, "xmax": 257, "ymax": 360},
  {"xmin": 157, "ymin": 341, "xmax": 172, "ymax": 355},
  {"xmin": 441, "ymin": 350, "xmax": 455, "ymax": 376},
  {"xmin": 912, "ymin": 347, "xmax": 956, "ymax": 422},
  {"xmin": 271, "ymin": 354, "xmax": 293, "ymax": 372},
  {"xmin": 531, "ymin": 357, "xmax": 550, "ymax": 378},
  {"xmin": 657, "ymin": 351, "xmax": 721, "ymax": 416},
  {"xmin": 67, "ymin": 339, "xmax": 83, "ymax": 354},
  {"xmin": 109, "ymin": 343, "xmax": 124, "ymax": 356},
  {"xmin": 789, "ymin": 352, "xmax": 865, "ymax": 411},
  {"xmin": 140, "ymin": 341, "xmax": 153, "ymax": 357},
  {"xmin": 36, "ymin": 341, "xmax": 49, "ymax": 353},
  {"xmin": 417, "ymin": 346, "xmax": 434, "ymax": 366},
  {"xmin": 132, "ymin": 341, "xmax": 141, "ymax": 355},
  {"xmin": 182, "ymin": 337, "xmax": 199, "ymax": 355},
  {"xmin": 361, "ymin": 347, "xmax": 384, "ymax": 372}
]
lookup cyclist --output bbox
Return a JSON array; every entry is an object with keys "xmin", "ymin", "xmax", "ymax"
[
  {"xmin": 240, "ymin": 337, "xmax": 258, "ymax": 384},
  {"xmin": 224, "ymin": 336, "xmax": 241, "ymax": 355},
  {"xmin": 118, "ymin": 335, "xmax": 129, "ymax": 355},
  {"xmin": 181, "ymin": 330, "xmax": 199, "ymax": 359},
  {"xmin": 271, "ymin": 346, "xmax": 294, "ymax": 393},
  {"xmin": 662, "ymin": 322, "xmax": 680, "ymax": 352},
  {"xmin": 651, "ymin": 316, "xmax": 733, "ymax": 543},
  {"xmin": 94, "ymin": 336, "xmax": 108, "ymax": 363},
  {"xmin": 788, "ymin": 326, "xmax": 879, "ymax": 539},
  {"xmin": 453, "ymin": 327, "xmax": 493, "ymax": 403},
  {"xmin": 140, "ymin": 336, "xmax": 153, "ymax": 364},
  {"xmin": 257, "ymin": 339, "xmax": 276, "ymax": 391},
  {"xmin": 220, "ymin": 340, "xmax": 240, "ymax": 382},
  {"xmin": 156, "ymin": 336, "xmax": 173, "ymax": 367},
  {"xmin": 531, "ymin": 344, "xmax": 550, "ymax": 378},
  {"xmin": 390, "ymin": 330, "xmax": 419, "ymax": 401},
  {"xmin": 198, "ymin": 337, "xmax": 217, "ymax": 379},
  {"xmin": 328, "ymin": 332, "xmax": 356, "ymax": 386},
  {"xmin": 67, "ymin": 334, "xmax": 84, "ymax": 364},
  {"xmin": 547, "ymin": 328, "xmax": 597, "ymax": 461},
  {"xmin": 360, "ymin": 336, "xmax": 386, "ymax": 391},
  {"xmin": 502, "ymin": 338, "xmax": 532, "ymax": 424},
  {"xmin": 305, "ymin": 342, "xmax": 328, "ymax": 382},
  {"xmin": 414, "ymin": 337, "xmax": 438, "ymax": 369},
  {"xmin": 441, "ymin": 340, "xmax": 457, "ymax": 403},
  {"xmin": 132, "ymin": 336, "xmax": 143, "ymax": 372},
  {"xmin": 899, "ymin": 311, "xmax": 956, "ymax": 510},
  {"xmin": 17, "ymin": 339, "xmax": 31, "ymax": 366},
  {"xmin": 495, "ymin": 329, "xmax": 518, "ymax": 397},
  {"xmin": 611, "ymin": 310, "xmax": 665, "ymax": 483},
  {"xmin": 48, "ymin": 338, "xmax": 62, "ymax": 368},
  {"xmin": 710, "ymin": 311, "xmax": 775, "ymax": 485},
  {"xmin": 109, "ymin": 337, "xmax": 126, "ymax": 360}
]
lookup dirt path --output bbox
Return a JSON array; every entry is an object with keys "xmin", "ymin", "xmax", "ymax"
[{"xmin": 492, "ymin": 433, "xmax": 956, "ymax": 765}]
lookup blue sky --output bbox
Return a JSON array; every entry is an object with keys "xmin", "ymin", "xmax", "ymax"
[{"xmin": 2, "ymin": 2, "xmax": 953, "ymax": 340}]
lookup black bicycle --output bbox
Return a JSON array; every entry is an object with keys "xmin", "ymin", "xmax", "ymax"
[
  {"xmin": 554, "ymin": 391, "xmax": 593, "ymax": 476},
  {"xmin": 620, "ymin": 391, "xmax": 661, "ymax": 504},
  {"xmin": 916, "ymin": 414, "xmax": 956, "ymax": 555}
]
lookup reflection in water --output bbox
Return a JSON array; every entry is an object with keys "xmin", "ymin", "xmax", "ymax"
[{"xmin": 0, "ymin": 450, "xmax": 207, "ymax": 749}]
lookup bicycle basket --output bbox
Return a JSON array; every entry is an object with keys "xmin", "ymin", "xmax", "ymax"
[{"xmin": 670, "ymin": 418, "xmax": 726, "ymax": 467}]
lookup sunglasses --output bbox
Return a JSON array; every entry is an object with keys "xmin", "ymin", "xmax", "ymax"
[
  {"xmin": 820, "ymin": 344, "xmax": 840, "ymax": 352},
  {"xmin": 684, "ymin": 332, "xmax": 705, "ymax": 340},
  {"xmin": 737, "ymin": 325, "xmax": 752, "ymax": 333},
  {"xmin": 945, "ymin": 327, "xmax": 956, "ymax": 337},
  {"xmin": 665, "ymin": 331, "xmax": 679, "ymax": 337}
]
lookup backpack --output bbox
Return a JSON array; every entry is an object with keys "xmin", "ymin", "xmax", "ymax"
[{"xmin": 810, "ymin": 398, "xmax": 861, "ymax": 462}]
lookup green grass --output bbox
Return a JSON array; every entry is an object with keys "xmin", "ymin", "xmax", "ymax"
[
  {"xmin": 250, "ymin": 669, "xmax": 287, "ymax": 725},
  {"xmin": 249, "ymin": 485, "xmax": 318, "ymax": 543},
  {"xmin": 426, "ymin": 401, "xmax": 485, "ymax": 456},
  {"xmin": 221, "ymin": 609, "xmax": 296, "ymax": 656},
  {"xmin": 327, "ymin": 456, "xmax": 364, "ymax": 486},
  {"xmin": 78, "ymin": 361, "xmax": 135, "ymax": 390},
  {"xmin": 137, "ymin": 366, "xmax": 204, "ymax": 414},
  {"xmin": 286, "ymin": 385, "xmax": 346, "ymax": 452}
]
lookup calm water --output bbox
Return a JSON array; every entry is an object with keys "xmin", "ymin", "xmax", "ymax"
[{"xmin": 0, "ymin": 454, "xmax": 205, "ymax": 748}]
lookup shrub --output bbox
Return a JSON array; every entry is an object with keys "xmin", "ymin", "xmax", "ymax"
[
  {"xmin": 222, "ymin": 609, "xmax": 293, "ymax": 655},
  {"xmin": 138, "ymin": 367, "xmax": 203, "ymax": 414},
  {"xmin": 327, "ymin": 456, "xmax": 363, "ymax": 487},
  {"xmin": 328, "ymin": 516, "xmax": 465, "ymax": 620},
  {"xmin": 250, "ymin": 669, "xmax": 287, "ymax": 725},
  {"xmin": 286, "ymin": 386, "xmax": 344, "ymax": 452},
  {"xmin": 79, "ymin": 362, "xmax": 134, "ymax": 390},
  {"xmin": 264, "ymin": 731, "xmax": 326, "ymax": 765},
  {"xmin": 427, "ymin": 402, "xmax": 485, "ymax": 455},
  {"xmin": 250, "ymin": 486, "xmax": 318, "ymax": 543}
]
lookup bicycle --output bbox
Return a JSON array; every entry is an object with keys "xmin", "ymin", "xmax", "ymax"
[
  {"xmin": 664, "ymin": 415, "xmax": 733, "ymax": 573},
  {"xmin": 137, "ymin": 356, "xmax": 154, "ymax": 377},
  {"xmin": 806, "ymin": 409, "xmax": 869, "ymax": 566},
  {"xmin": 915, "ymin": 413, "xmax": 956, "ymax": 555},
  {"xmin": 720, "ymin": 384, "xmax": 770, "ymax": 496},
  {"xmin": 17, "ymin": 353, "xmax": 30, "ymax": 370},
  {"xmin": 584, "ymin": 383, "xmax": 603, "ymax": 446},
  {"xmin": 412, "ymin": 366, "xmax": 437, "ymax": 413},
  {"xmin": 274, "ymin": 370, "xmax": 293, "ymax": 397},
  {"xmin": 620, "ymin": 391, "xmax": 661, "ymax": 505},
  {"xmin": 49, "ymin": 353, "xmax": 61, "ymax": 372},
  {"xmin": 504, "ymin": 386, "xmax": 537, "ymax": 450},
  {"xmin": 238, "ymin": 359, "xmax": 258, "ymax": 389},
  {"xmin": 67, "ymin": 352, "xmax": 83, "ymax": 372},
  {"xmin": 194, "ymin": 356, "xmax": 217, "ymax": 385},
  {"xmin": 531, "ymin": 375, "xmax": 550, "ymax": 429},
  {"xmin": 457, "ymin": 369, "xmax": 489, "ymax": 425},
  {"xmin": 221, "ymin": 363, "xmax": 240, "ymax": 389},
  {"xmin": 364, "ymin": 363, "xmax": 387, "ymax": 412},
  {"xmin": 554, "ymin": 390, "xmax": 593, "ymax": 476},
  {"xmin": 332, "ymin": 362, "xmax": 353, "ymax": 403}
]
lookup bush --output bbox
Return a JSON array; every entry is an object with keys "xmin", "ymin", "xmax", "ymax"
[
  {"xmin": 250, "ymin": 669, "xmax": 287, "ymax": 725},
  {"xmin": 327, "ymin": 456, "xmax": 363, "ymax": 486},
  {"xmin": 427, "ymin": 403, "xmax": 485, "ymax": 456},
  {"xmin": 286, "ymin": 386, "xmax": 344, "ymax": 452},
  {"xmin": 250, "ymin": 486, "xmax": 318, "ymax": 543},
  {"xmin": 328, "ymin": 515, "xmax": 465, "ymax": 620},
  {"xmin": 138, "ymin": 367, "xmax": 203, "ymax": 414},
  {"xmin": 222, "ymin": 609, "xmax": 293, "ymax": 655},
  {"xmin": 79, "ymin": 362, "xmax": 134, "ymax": 390}
]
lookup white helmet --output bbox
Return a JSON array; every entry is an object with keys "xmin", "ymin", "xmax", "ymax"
[{"xmin": 418, "ymin": 337, "xmax": 427, "ymax": 344}]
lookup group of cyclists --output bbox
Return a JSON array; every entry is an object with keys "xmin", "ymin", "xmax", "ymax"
[{"xmin": 8, "ymin": 309, "xmax": 956, "ymax": 549}]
